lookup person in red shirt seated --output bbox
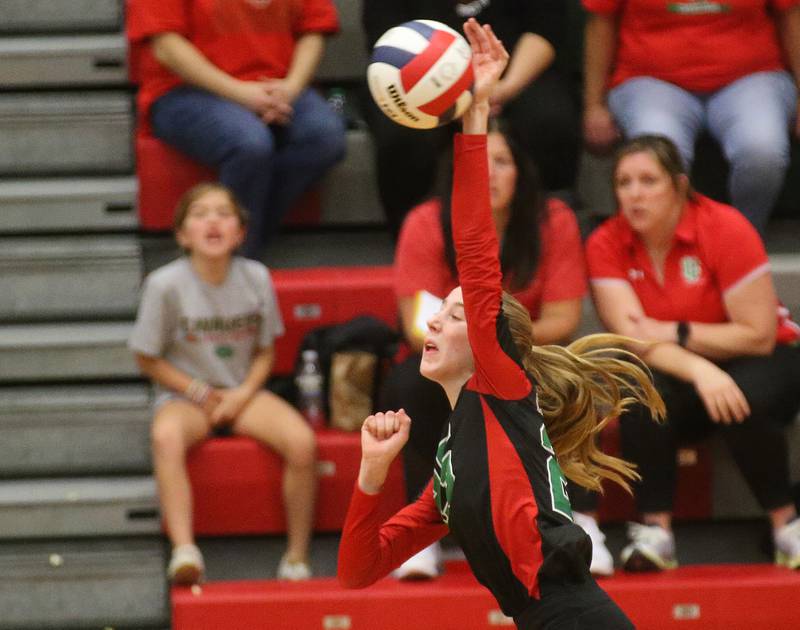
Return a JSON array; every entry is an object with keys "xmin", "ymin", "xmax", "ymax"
[
  {"xmin": 383, "ymin": 120, "xmax": 591, "ymax": 579},
  {"xmin": 338, "ymin": 22, "xmax": 665, "ymax": 627},
  {"xmin": 581, "ymin": 134, "xmax": 800, "ymax": 572},
  {"xmin": 582, "ymin": 0, "xmax": 800, "ymax": 233},
  {"xmin": 126, "ymin": 0, "xmax": 346, "ymax": 259}
]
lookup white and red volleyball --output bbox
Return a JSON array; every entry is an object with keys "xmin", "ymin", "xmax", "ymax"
[{"xmin": 367, "ymin": 20, "xmax": 474, "ymax": 129}]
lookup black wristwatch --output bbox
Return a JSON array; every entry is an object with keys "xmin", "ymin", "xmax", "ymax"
[{"xmin": 677, "ymin": 321, "xmax": 690, "ymax": 347}]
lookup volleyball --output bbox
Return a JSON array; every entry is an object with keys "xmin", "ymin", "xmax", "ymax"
[{"xmin": 367, "ymin": 20, "xmax": 474, "ymax": 129}]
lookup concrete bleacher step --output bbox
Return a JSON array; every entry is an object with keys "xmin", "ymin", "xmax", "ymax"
[
  {"xmin": 0, "ymin": 0, "xmax": 122, "ymax": 34},
  {"xmin": 0, "ymin": 537, "xmax": 168, "ymax": 630},
  {"xmin": 172, "ymin": 560, "xmax": 800, "ymax": 630},
  {"xmin": 0, "ymin": 177, "xmax": 137, "ymax": 234},
  {"xmin": 0, "ymin": 91, "xmax": 132, "ymax": 175},
  {"xmin": 0, "ymin": 321, "xmax": 136, "ymax": 382},
  {"xmin": 0, "ymin": 235, "xmax": 141, "ymax": 321},
  {"xmin": 188, "ymin": 433, "xmax": 405, "ymax": 536},
  {"xmin": 0, "ymin": 383, "xmax": 151, "ymax": 477},
  {"xmin": 0, "ymin": 34, "xmax": 127, "ymax": 87},
  {"xmin": 770, "ymin": 252, "xmax": 800, "ymax": 313},
  {"xmin": 0, "ymin": 477, "xmax": 159, "ymax": 538}
]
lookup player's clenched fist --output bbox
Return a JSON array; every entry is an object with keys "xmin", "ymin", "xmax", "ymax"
[{"xmin": 358, "ymin": 410, "xmax": 412, "ymax": 495}]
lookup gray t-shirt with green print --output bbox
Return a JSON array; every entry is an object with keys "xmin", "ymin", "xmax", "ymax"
[{"xmin": 129, "ymin": 256, "xmax": 283, "ymax": 406}]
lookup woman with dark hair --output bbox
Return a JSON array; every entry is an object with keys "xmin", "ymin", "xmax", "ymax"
[
  {"xmin": 338, "ymin": 21, "xmax": 663, "ymax": 628},
  {"xmin": 383, "ymin": 121, "xmax": 589, "ymax": 578},
  {"xmin": 581, "ymin": 134, "xmax": 800, "ymax": 572}
]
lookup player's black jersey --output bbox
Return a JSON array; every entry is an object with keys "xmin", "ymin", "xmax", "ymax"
[
  {"xmin": 337, "ymin": 135, "xmax": 595, "ymax": 622},
  {"xmin": 427, "ymin": 134, "xmax": 592, "ymax": 616}
]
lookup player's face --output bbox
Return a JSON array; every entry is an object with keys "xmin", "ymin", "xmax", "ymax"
[
  {"xmin": 177, "ymin": 190, "xmax": 245, "ymax": 259},
  {"xmin": 615, "ymin": 151, "xmax": 686, "ymax": 237},
  {"xmin": 420, "ymin": 287, "xmax": 475, "ymax": 386},
  {"xmin": 487, "ymin": 131, "xmax": 517, "ymax": 218}
]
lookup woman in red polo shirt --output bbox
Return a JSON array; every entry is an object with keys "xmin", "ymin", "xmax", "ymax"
[
  {"xmin": 382, "ymin": 120, "xmax": 593, "ymax": 579},
  {"xmin": 584, "ymin": 134, "xmax": 800, "ymax": 572},
  {"xmin": 126, "ymin": 0, "xmax": 346, "ymax": 259},
  {"xmin": 582, "ymin": 0, "xmax": 800, "ymax": 233}
]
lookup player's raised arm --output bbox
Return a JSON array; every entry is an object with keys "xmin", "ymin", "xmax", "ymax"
[{"xmin": 452, "ymin": 22, "xmax": 530, "ymax": 397}]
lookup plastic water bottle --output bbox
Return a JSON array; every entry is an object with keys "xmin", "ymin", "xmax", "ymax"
[{"xmin": 296, "ymin": 349, "xmax": 325, "ymax": 428}]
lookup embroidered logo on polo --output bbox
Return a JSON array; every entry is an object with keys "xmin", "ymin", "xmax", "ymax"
[
  {"xmin": 628, "ymin": 268, "xmax": 645, "ymax": 281},
  {"xmin": 680, "ymin": 255, "xmax": 702, "ymax": 284},
  {"xmin": 667, "ymin": 1, "xmax": 730, "ymax": 15},
  {"xmin": 433, "ymin": 423, "xmax": 455, "ymax": 524}
]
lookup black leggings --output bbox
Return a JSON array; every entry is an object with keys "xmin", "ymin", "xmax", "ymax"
[
  {"xmin": 571, "ymin": 344, "xmax": 800, "ymax": 515},
  {"xmin": 380, "ymin": 353, "xmax": 452, "ymax": 502}
]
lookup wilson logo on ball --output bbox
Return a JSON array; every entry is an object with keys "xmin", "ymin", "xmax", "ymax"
[{"xmin": 368, "ymin": 20, "xmax": 474, "ymax": 129}]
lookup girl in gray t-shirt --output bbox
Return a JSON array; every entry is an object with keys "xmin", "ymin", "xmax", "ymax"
[{"xmin": 129, "ymin": 183, "xmax": 316, "ymax": 585}]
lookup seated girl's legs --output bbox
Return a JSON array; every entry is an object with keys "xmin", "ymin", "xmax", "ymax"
[
  {"xmin": 150, "ymin": 87, "xmax": 276, "ymax": 258},
  {"xmin": 258, "ymin": 89, "xmax": 346, "ymax": 251},
  {"xmin": 716, "ymin": 345, "xmax": 800, "ymax": 528},
  {"xmin": 706, "ymin": 71, "xmax": 797, "ymax": 233},
  {"xmin": 232, "ymin": 390, "xmax": 317, "ymax": 563},
  {"xmin": 150, "ymin": 399, "xmax": 212, "ymax": 547},
  {"xmin": 608, "ymin": 77, "xmax": 705, "ymax": 171}
]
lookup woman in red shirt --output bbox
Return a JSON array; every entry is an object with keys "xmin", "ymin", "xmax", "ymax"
[
  {"xmin": 582, "ymin": 0, "xmax": 800, "ymax": 233},
  {"xmin": 584, "ymin": 134, "xmax": 800, "ymax": 572},
  {"xmin": 126, "ymin": 0, "xmax": 346, "ymax": 258},
  {"xmin": 383, "ymin": 123, "xmax": 589, "ymax": 578},
  {"xmin": 339, "ymin": 22, "xmax": 663, "ymax": 627}
]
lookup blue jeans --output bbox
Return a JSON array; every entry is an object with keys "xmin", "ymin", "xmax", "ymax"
[
  {"xmin": 151, "ymin": 86, "xmax": 346, "ymax": 258},
  {"xmin": 609, "ymin": 71, "xmax": 797, "ymax": 233}
]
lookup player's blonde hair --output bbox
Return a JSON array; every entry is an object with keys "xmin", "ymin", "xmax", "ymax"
[{"xmin": 501, "ymin": 292, "xmax": 666, "ymax": 493}]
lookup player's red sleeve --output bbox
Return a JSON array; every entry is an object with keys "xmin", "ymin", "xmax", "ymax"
[
  {"xmin": 537, "ymin": 200, "xmax": 588, "ymax": 303},
  {"xmin": 337, "ymin": 481, "xmax": 447, "ymax": 589},
  {"xmin": 451, "ymin": 134, "xmax": 531, "ymax": 400},
  {"xmin": 394, "ymin": 201, "xmax": 450, "ymax": 299},
  {"xmin": 126, "ymin": 0, "xmax": 188, "ymax": 43},
  {"xmin": 297, "ymin": 0, "xmax": 340, "ymax": 35},
  {"xmin": 586, "ymin": 218, "xmax": 629, "ymax": 283}
]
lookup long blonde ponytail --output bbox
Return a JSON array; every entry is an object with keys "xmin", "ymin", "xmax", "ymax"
[{"xmin": 502, "ymin": 293, "xmax": 666, "ymax": 494}]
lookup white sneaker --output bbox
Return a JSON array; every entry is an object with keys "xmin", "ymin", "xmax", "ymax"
[
  {"xmin": 573, "ymin": 512, "xmax": 614, "ymax": 577},
  {"xmin": 621, "ymin": 522, "xmax": 677, "ymax": 572},
  {"xmin": 774, "ymin": 517, "xmax": 800, "ymax": 569},
  {"xmin": 168, "ymin": 544, "xmax": 205, "ymax": 585},
  {"xmin": 277, "ymin": 555, "xmax": 312, "ymax": 581},
  {"xmin": 393, "ymin": 542, "xmax": 441, "ymax": 580}
]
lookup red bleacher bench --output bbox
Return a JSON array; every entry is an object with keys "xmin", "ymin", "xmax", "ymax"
[
  {"xmin": 172, "ymin": 561, "xmax": 800, "ymax": 630},
  {"xmin": 186, "ymin": 431, "xmax": 405, "ymax": 536},
  {"xmin": 270, "ymin": 265, "xmax": 396, "ymax": 376},
  {"xmin": 135, "ymin": 130, "xmax": 321, "ymax": 231},
  {"xmin": 596, "ymin": 418, "xmax": 713, "ymax": 523}
]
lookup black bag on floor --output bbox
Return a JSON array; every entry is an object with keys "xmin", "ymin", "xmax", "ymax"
[{"xmin": 293, "ymin": 315, "xmax": 399, "ymax": 429}]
